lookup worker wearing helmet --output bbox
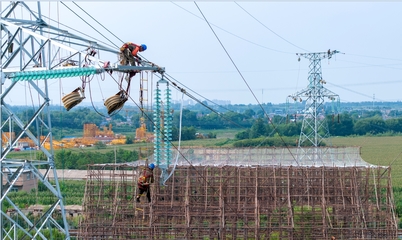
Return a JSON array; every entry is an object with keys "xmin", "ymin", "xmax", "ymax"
[
  {"xmin": 136, "ymin": 163, "xmax": 155, "ymax": 203},
  {"xmin": 120, "ymin": 42, "xmax": 147, "ymax": 66},
  {"xmin": 119, "ymin": 42, "xmax": 147, "ymax": 81}
]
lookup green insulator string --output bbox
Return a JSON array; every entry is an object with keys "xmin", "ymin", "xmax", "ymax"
[
  {"xmin": 164, "ymin": 86, "xmax": 172, "ymax": 167},
  {"xmin": 153, "ymin": 85, "xmax": 162, "ymax": 166},
  {"xmin": 153, "ymin": 78, "xmax": 172, "ymax": 185},
  {"xmin": 10, "ymin": 67, "xmax": 98, "ymax": 81}
]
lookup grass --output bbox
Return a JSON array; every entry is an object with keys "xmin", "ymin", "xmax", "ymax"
[{"xmin": 330, "ymin": 136, "xmax": 402, "ymax": 187}]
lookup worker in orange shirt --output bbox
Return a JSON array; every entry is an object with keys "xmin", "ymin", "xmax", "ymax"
[
  {"xmin": 120, "ymin": 42, "xmax": 147, "ymax": 80},
  {"xmin": 120, "ymin": 42, "xmax": 147, "ymax": 66}
]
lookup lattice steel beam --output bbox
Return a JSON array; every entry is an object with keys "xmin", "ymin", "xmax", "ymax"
[{"xmin": 288, "ymin": 50, "xmax": 340, "ymax": 162}]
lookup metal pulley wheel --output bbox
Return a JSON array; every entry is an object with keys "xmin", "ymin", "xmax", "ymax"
[
  {"xmin": 62, "ymin": 87, "xmax": 85, "ymax": 111},
  {"xmin": 104, "ymin": 90, "xmax": 128, "ymax": 115}
]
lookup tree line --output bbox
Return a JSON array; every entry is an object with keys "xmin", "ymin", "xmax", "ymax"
[
  {"xmin": 8, "ymin": 106, "xmax": 402, "ymax": 141},
  {"xmin": 33, "ymin": 148, "xmax": 140, "ymax": 170},
  {"xmin": 236, "ymin": 111, "xmax": 402, "ymax": 140}
]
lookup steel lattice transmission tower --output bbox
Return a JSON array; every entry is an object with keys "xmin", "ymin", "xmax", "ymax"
[
  {"xmin": 288, "ymin": 50, "xmax": 340, "ymax": 160},
  {"xmin": 0, "ymin": 2, "xmax": 163, "ymax": 239}
]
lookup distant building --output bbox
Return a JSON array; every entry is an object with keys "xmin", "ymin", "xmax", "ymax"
[
  {"xmin": 83, "ymin": 123, "xmax": 114, "ymax": 138},
  {"xmin": 2, "ymin": 169, "xmax": 37, "ymax": 192}
]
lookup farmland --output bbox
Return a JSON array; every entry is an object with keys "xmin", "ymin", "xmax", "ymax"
[
  {"xmin": 9, "ymin": 133, "xmax": 402, "ymax": 185},
  {"xmin": 330, "ymin": 136, "xmax": 402, "ymax": 186}
]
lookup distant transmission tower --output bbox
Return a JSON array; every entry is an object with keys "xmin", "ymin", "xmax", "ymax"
[{"xmin": 288, "ymin": 50, "xmax": 340, "ymax": 161}]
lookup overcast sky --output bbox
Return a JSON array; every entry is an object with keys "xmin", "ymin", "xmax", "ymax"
[{"xmin": 3, "ymin": 1, "xmax": 402, "ymax": 107}]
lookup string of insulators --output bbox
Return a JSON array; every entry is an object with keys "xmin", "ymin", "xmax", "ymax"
[
  {"xmin": 9, "ymin": 67, "xmax": 99, "ymax": 81},
  {"xmin": 153, "ymin": 85, "xmax": 162, "ymax": 166},
  {"xmin": 164, "ymin": 86, "xmax": 172, "ymax": 167}
]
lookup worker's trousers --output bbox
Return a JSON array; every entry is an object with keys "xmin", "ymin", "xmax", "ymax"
[{"xmin": 137, "ymin": 186, "xmax": 151, "ymax": 203}]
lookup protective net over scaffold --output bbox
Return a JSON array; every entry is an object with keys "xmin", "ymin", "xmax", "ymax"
[{"xmin": 171, "ymin": 146, "xmax": 379, "ymax": 167}]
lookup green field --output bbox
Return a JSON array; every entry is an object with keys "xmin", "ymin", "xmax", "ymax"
[{"xmin": 330, "ymin": 136, "xmax": 402, "ymax": 187}]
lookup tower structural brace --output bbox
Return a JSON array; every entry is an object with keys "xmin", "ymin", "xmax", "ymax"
[
  {"xmin": 0, "ymin": 2, "xmax": 163, "ymax": 239},
  {"xmin": 288, "ymin": 50, "xmax": 340, "ymax": 163}
]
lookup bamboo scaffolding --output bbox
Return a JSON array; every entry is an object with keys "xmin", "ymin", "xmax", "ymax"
[{"xmin": 78, "ymin": 147, "xmax": 398, "ymax": 239}]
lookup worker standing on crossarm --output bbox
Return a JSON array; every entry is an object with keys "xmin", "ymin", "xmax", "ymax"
[
  {"xmin": 120, "ymin": 42, "xmax": 147, "ymax": 66},
  {"xmin": 119, "ymin": 42, "xmax": 147, "ymax": 81},
  {"xmin": 136, "ymin": 163, "xmax": 155, "ymax": 203}
]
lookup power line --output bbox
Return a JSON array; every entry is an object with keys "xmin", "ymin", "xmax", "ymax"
[
  {"xmin": 171, "ymin": 2, "xmax": 294, "ymax": 54},
  {"xmin": 30, "ymin": 9, "xmax": 117, "ymax": 51},
  {"xmin": 174, "ymin": 2, "xmax": 402, "ymax": 65},
  {"xmin": 337, "ymin": 59, "xmax": 402, "ymax": 70},
  {"xmin": 60, "ymin": 2, "xmax": 118, "ymax": 49},
  {"xmin": 193, "ymin": 2, "xmax": 261, "ymax": 109},
  {"xmin": 234, "ymin": 2, "xmax": 309, "ymax": 53},
  {"xmin": 72, "ymin": 2, "xmax": 124, "ymax": 47},
  {"xmin": 327, "ymin": 82, "xmax": 383, "ymax": 101},
  {"xmin": 194, "ymin": 2, "xmax": 299, "ymax": 165},
  {"xmin": 346, "ymin": 53, "xmax": 402, "ymax": 62}
]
